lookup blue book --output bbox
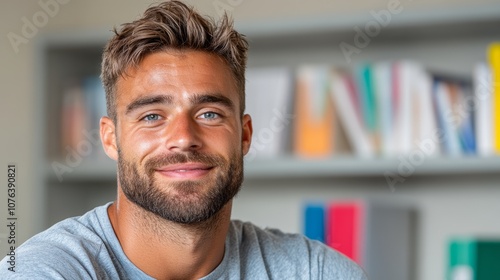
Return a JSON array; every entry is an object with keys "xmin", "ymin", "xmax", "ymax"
[{"xmin": 303, "ymin": 203, "xmax": 325, "ymax": 243}]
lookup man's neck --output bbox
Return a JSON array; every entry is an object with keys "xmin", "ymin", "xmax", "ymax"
[{"xmin": 108, "ymin": 190, "xmax": 231, "ymax": 280}]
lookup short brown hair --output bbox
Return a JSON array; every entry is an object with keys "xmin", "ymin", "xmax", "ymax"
[{"xmin": 101, "ymin": 0, "xmax": 248, "ymax": 121}]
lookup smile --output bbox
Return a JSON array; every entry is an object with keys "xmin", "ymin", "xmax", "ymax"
[{"xmin": 155, "ymin": 163, "xmax": 214, "ymax": 179}]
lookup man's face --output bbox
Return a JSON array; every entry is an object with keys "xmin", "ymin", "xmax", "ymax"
[{"xmin": 104, "ymin": 50, "xmax": 252, "ymax": 224}]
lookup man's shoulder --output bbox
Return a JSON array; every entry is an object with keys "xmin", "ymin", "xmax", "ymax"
[
  {"xmin": 22, "ymin": 203, "xmax": 109, "ymax": 250},
  {"xmin": 227, "ymin": 220, "xmax": 367, "ymax": 280},
  {"xmin": 0, "ymin": 204, "xmax": 112, "ymax": 279},
  {"xmin": 228, "ymin": 220, "xmax": 337, "ymax": 255}
]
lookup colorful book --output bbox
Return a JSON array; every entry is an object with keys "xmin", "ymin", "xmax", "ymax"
[
  {"xmin": 373, "ymin": 62, "xmax": 394, "ymax": 157},
  {"xmin": 448, "ymin": 238, "xmax": 500, "ymax": 280},
  {"xmin": 293, "ymin": 66, "xmax": 335, "ymax": 157},
  {"xmin": 83, "ymin": 76, "xmax": 107, "ymax": 131},
  {"xmin": 325, "ymin": 200, "xmax": 413, "ymax": 280},
  {"xmin": 330, "ymin": 69, "xmax": 375, "ymax": 157},
  {"xmin": 488, "ymin": 43, "xmax": 500, "ymax": 154},
  {"xmin": 355, "ymin": 64, "xmax": 378, "ymax": 135},
  {"xmin": 473, "ymin": 63, "xmax": 493, "ymax": 157},
  {"xmin": 61, "ymin": 84, "xmax": 87, "ymax": 157},
  {"xmin": 414, "ymin": 67, "xmax": 441, "ymax": 156},
  {"xmin": 433, "ymin": 80, "xmax": 462, "ymax": 156},
  {"xmin": 326, "ymin": 201, "xmax": 363, "ymax": 263},
  {"xmin": 303, "ymin": 203, "xmax": 325, "ymax": 243},
  {"xmin": 244, "ymin": 67, "xmax": 294, "ymax": 160},
  {"xmin": 392, "ymin": 61, "xmax": 419, "ymax": 155}
]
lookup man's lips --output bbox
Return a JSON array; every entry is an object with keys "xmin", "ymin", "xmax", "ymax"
[{"xmin": 155, "ymin": 163, "xmax": 214, "ymax": 179}]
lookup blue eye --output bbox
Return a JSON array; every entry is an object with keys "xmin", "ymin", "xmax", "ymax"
[
  {"xmin": 200, "ymin": 112, "xmax": 219, "ymax": 119},
  {"xmin": 143, "ymin": 114, "xmax": 160, "ymax": 122}
]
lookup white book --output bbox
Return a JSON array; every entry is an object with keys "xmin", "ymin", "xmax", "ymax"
[
  {"xmin": 393, "ymin": 61, "xmax": 418, "ymax": 155},
  {"xmin": 414, "ymin": 67, "xmax": 441, "ymax": 156},
  {"xmin": 244, "ymin": 67, "xmax": 294, "ymax": 161},
  {"xmin": 330, "ymin": 70, "xmax": 375, "ymax": 157},
  {"xmin": 474, "ymin": 63, "xmax": 493, "ymax": 157},
  {"xmin": 372, "ymin": 62, "xmax": 394, "ymax": 157},
  {"xmin": 434, "ymin": 81, "xmax": 462, "ymax": 156}
]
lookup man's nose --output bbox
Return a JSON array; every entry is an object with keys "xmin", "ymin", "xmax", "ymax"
[{"xmin": 164, "ymin": 113, "xmax": 203, "ymax": 152}]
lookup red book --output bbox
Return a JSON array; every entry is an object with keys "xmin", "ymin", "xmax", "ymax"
[
  {"xmin": 326, "ymin": 201, "xmax": 364, "ymax": 264},
  {"xmin": 325, "ymin": 200, "xmax": 413, "ymax": 280}
]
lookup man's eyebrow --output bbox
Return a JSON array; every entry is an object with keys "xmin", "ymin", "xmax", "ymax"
[
  {"xmin": 190, "ymin": 93, "xmax": 235, "ymax": 110},
  {"xmin": 125, "ymin": 95, "xmax": 173, "ymax": 115}
]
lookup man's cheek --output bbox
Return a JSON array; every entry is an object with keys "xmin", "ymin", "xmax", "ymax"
[{"xmin": 126, "ymin": 133, "xmax": 161, "ymax": 156}]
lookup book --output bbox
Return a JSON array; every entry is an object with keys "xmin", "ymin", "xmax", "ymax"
[
  {"xmin": 432, "ymin": 74, "xmax": 475, "ymax": 156},
  {"xmin": 60, "ymin": 83, "xmax": 87, "ymax": 158},
  {"xmin": 355, "ymin": 64, "xmax": 378, "ymax": 141},
  {"xmin": 448, "ymin": 238, "xmax": 500, "ymax": 280},
  {"xmin": 413, "ymin": 66, "xmax": 440, "ymax": 156},
  {"xmin": 244, "ymin": 67, "xmax": 294, "ymax": 161},
  {"xmin": 373, "ymin": 62, "xmax": 394, "ymax": 156},
  {"xmin": 326, "ymin": 201, "xmax": 363, "ymax": 264},
  {"xmin": 83, "ymin": 76, "xmax": 108, "ymax": 160},
  {"xmin": 325, "ymin": 200, "xmax": 414, "ymax": 280},
  {"xmin": 330, "ymin": 69, "xmax": 375, "ymax": 157},
  {"xmin": 303, "ymin": 203, "xmax": 325, "ymax": 243},
  {"xmin": 488, "ymin": 43, "xmax": 500, "ymax": 154},
  {"xmin": 393, "ymin": 61, "xmax": 420, "ymax": 155},
  {"xmin": 473, "ymin": 63, "xmax": 493, "ymax": 157},
  {"xmin": 293, "ymin": 66, "xmax": 335, "ymax": 157},
  {"xmin": 435, "ymin": 80, "xmax": 463, "ymax": 156},
  {"xmin": 60, "ymin": 76, "xmax": 108, "ymax": 161},
  {"xmin": 83, "ymin": 76, "xmax": 107, "ymax": 132}
]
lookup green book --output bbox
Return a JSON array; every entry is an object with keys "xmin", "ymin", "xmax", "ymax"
[
  {"xmin": 355, "ymin": 64, "xmax": 377, "ymax": 133},
  {"xmin": 448, "ymin": 238, "xmax": 500, "ymax": 280}
]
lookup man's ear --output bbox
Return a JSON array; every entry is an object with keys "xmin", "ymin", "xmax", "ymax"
[
  {"xmin": 100, "ymin": 116, "xmax": 118, "ymax": 161},
  {"xmin": 241, "ymin": 114, "xmax": 253, "ymax": 155}
]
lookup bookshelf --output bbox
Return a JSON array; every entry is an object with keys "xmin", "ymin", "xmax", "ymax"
[
  {"xmin": 36, "ymin": 5, "xmax": 500, "ymax": 280},
  {"xmin": 45, "ymin": 156, "xmax": 500, "ymax": 182}
]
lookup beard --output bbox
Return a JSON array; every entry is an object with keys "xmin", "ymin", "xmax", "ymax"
[{"xmin": 117, "ymin": 149, "xmax": 244, "ymax": 225}]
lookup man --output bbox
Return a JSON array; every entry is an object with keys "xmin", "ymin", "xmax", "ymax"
[{"xmin": 1, "ymin": 1, "xmax": 366, "ymax": 279}]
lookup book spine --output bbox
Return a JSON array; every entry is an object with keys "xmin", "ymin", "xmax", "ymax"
[
  {"xmin": 303, "ymin": 203, "xmax": 325, "ymax": 243},
  {"xmin": 488, "ymin": 43, "xmax": 500, "ymax": 154},
  {"xmin": 293, "ymin": 66, "xmax": 335, "ymax": 157},
  {"xmin": 326, "ymin": 202, "xmax": 362, "ymax": 264},
  {"xmin": 473, "ymin": 63, "xmax": 493, "ymax": 157}
]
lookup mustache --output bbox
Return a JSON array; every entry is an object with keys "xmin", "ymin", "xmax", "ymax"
[{"xmin": 144, "ymin": 151, "xmax": 225, "ymax": 174}]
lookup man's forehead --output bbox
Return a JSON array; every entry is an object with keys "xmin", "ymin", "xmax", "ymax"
[
  {"xmin": 114, "ymin": 50, "xmax": 241, "ymax": 111},
  {"xmin": 119, "ymin": 50, "xmax": 234, "ymax": 86}
]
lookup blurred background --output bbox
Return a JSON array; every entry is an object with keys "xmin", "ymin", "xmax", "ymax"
[{"xmin": 1, "ymin": 0, "xmax": 500, "ymax": 279}]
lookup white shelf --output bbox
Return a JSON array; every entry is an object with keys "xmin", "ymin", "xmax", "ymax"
[
  {"xmin": 46, "ymin": 156, "xmax": 500, "ymax": 182},
  {"xmin": 244, "ymin": 156, "xmax": 500, "ymax": 178}
]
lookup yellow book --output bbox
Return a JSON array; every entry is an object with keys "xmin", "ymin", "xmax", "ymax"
[
  {"xmin": 488, "ymin": 43, "xmax": 500, "ymax": 153},
  {"xmin": 293, "ymin": 67, "xmax": 335, "ymax": 157}
]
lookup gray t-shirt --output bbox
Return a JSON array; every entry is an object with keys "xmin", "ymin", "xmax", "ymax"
[{"xmin": 0, "ymin": 203, "xmax": 367, "ymax": 279}]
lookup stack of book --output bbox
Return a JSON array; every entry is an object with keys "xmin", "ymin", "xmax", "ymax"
[
  {"xmin": 59, "ymin": 75, "xmax": 107, "ymax": 160},
  {"xmin": 59, "ymin": 43, "xmax": 500, "ymax": 160},
  {"xmin": 303, "ymin": 200, "xmax": 414, "ymax": 280},
  {"xmin": 303, "ymin": 200, "xmax": 416, "ymax": 280},
  {"xmin": 448, "ymin": 238, "xmax": 500, "ymax": 280},
  {"xmin": 243, "ymin": 43, "xmax": 500, "ymax": 159}
]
